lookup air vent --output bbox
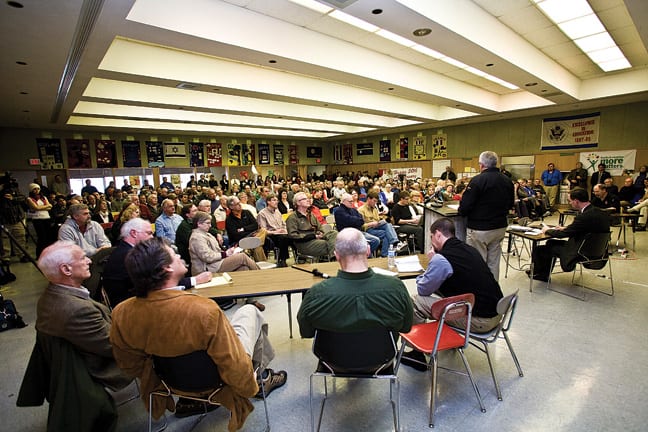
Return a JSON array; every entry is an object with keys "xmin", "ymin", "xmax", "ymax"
[
  {"xmin": 542, "ymin": 92, "xmax": 564, "ymax": 97},
  {"xmin": 176, "ymin": 82, "xmax": 199, "ymax": 90},
  {"xmin": 319, "ymin": 0, "xmax": 360, "ymax": 9}
]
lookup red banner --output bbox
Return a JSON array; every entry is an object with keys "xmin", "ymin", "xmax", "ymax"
[{"xmin": 206, "ymin": 143, "xmax": 222, "ymax": 167}]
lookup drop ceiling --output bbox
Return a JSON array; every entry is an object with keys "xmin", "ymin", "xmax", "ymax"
[{"xmin": 1, "ymin": 0, "xmax": 647, "ymax": 141}]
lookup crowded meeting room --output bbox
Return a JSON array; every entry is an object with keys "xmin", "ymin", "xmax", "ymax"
[{"xmin": 2, "ymin": 0, "xmax": 648, "ymax": 431}]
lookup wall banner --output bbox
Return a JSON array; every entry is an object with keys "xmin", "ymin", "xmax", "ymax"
[
  {"xmin": 66, "ymin": 139, "xmax": 91, "ymax": 168},
  {"xmin": 398, "ymin": 137, "xmax": 409, "ymax": 160},
  {"xmin": 289, "ymin": 145, "xmax": 299, "ymax": 164},
  {"xmin": 356, "ymin": 143, "xmax": 373, "ymax": 156},
  {"xmin": 579, "ymin": 149, "xmax": 636, "ymax": 176},
  {"xmin": 122, "ymin": 141, "xmax": 141, "ymax": 167},
  {"xmin": 379, "ymin": 139, "xmax": 391, "ymax": 162},
  {"xmin": 413, "ymin": 137, "xmax": 426, "ymax": 160},
  {"xmin": 273, "ymin": 145, "xmax": 284, "ymax": 165},
  {"xmin": 343, "ymin": 143, "xmax": 353, "ymax": 164},
  {"xmin": 391, "ymin": 167, "xmax": 422, "ymax": 180},
  {"xmin": 228, "ymin": 143, "xmax": 242, "ymax": 166},
  {"xmin": 431, "ymin": 134, "xmax": 448, "ymax": 159},
  {"xmin": 259, "ymin": 144, "xmax": 270, "ymax": 165},
  {"xmin": 541, "ymin": 112, "xmax": 600, "ymax": 150},
  {"xmin": 36, "ymin": 138, "xmax": 63, "ymax": 169},
  {"xmin": 95, "ymin": 140, "xmax": 116, "ymax": 168},
  {"xmin": 190, "ymin": 143, "xmax": 204, "ymax": 167},
  {"xmin": 206, "ymin": 143, "xmax": 222, "ymax": 167},
  {"xmin": 164, "ymin": 142, "xmax": 186, "ymax": 158},
  {"xmin": 146, "ymin": 141, "xmax": 164, "ymax": 167}
]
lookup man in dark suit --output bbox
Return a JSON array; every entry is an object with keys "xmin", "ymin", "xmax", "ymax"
[
  {"xmin": 35, "ymin": 241, "xmax": 132, "ymax": 391},
  {"xmin": 529, "ymin": 187, "xmax": 610, "ymax": 281}
]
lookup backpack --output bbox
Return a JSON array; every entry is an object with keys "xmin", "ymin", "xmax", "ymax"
[{"xmin": 0, "ymin": 294, "xmax": 27, "ymax": 331}]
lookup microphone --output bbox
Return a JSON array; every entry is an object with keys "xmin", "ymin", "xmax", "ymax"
[{"xmin": 312, "ymin": 269, "xmax": 330, "ymax": 279}]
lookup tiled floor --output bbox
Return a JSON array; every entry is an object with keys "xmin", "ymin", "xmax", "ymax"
[{"xmin": 2, "ymin": 217, "xmax": 648, "ymax": 431}]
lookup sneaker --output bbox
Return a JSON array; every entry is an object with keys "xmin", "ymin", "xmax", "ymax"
[
  {"xmin": 542, "ymin": 211, "xmax": 551, "ymax": 217},
  {"xmin": 255, "ymin": 369, "xmax": 287, "ymax": 399},
  {"xmin": 395, "ymin": 241, "xmax": 408, "ymax": 252},
  {"xmin": 399, "ymin": 350, "xmax": 428, "ymax": 371},
  {"xmin": 175, "ymin": 398, "xmax": 219, "ymax": 418}
]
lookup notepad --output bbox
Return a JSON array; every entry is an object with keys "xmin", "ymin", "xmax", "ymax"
[
  {"xmin": 193, "ymin": 272, "xmax": 233, "ymax": 289},
  {"xmin": 395, "ymin": 256, "xmax": 424, "ymax": 273},
  {"xmin": 372, "ymin": 267, "xmax": 398, "ymax": 277}
]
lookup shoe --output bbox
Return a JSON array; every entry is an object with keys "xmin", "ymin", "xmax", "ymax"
[
  {"xmin": 543, "ymin": 211, "xmax": 551, "ymax": 217},
  {"xmin": 277, "ymin": 260, "xmax": 287, "ymax": 268},
  {"xmin": 255, "ymin": 369, "xmax": 287, "ymax": 399},
  {"xmin": 175, "ymin": 398, "xmax": 219, "ymax": 418},
  {"xmin": 525, "ymin": 270, "xmax": 549, "ymax": 282},
  {"xmin": 244, "ymin": 299, "xmax": 265, "ymax": 311},
  {"xmin": 399, "ymin": 350, "xmax": 428, "ymax": 371}
]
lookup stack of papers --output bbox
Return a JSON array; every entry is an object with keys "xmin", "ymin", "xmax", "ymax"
[
  {"xmin": 372, "ymin": 267, "xmax": 398, "ymax": 277},
  {"xmin": 508, "ymin": 224, "xmax": 533, "ymax": 232},
  {"xmin": 193, "ymin": 272, "xmax": 233, "ymax": 289},
  {"xmin": 395, "ymin": 256, "xmax": 424, "ymax": 273}
]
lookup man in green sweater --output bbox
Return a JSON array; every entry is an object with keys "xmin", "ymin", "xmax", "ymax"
[{"xmin": 297, "ymin": 228, "xmax": 413, "ymax": 338}]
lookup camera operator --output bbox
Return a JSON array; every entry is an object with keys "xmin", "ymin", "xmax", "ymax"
[{"xmin": 0, "ymin": 174, "xmax": 29, "ymax": 264}]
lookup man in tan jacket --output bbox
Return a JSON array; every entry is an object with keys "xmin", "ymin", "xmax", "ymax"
[{"xmin": 110, "ymin": 237, "xmax": 286, "ymax": 431}]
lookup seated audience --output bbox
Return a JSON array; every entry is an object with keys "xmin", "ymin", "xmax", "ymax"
[
  {"xmin": 58, "ymin": 204, "xmax": 111, "ymax": 257},
  {"xmin": 358, "ymin": 191, "xmax": 402, "ymax": 257},
  {"xmin": 110, "ymin": 238, "xmax": 287, "ymax": 429},
  {"xmin": 174, "ymin": 203, "xmax": 198, "ymax": 269},
  {"xmin": 334, "ymin": 193, "xmax": 379, "ymax": 256},
  {"xmin": 297, "ymin": 228, "xmax": 413, "ymax": 337},
  {"xmin": 591, "ymin": 184, "xmax": 620, "ymax": 212},
  {"xmin": 256, "ymin": 193, "xmax": 292, "ymax": 267},
  {"xmin": 91, "ymin": 199, "xmax": 113, "ymax": 224},
  {"xmin": 226, "ymin": 196, "xmax": 268, "ymax": 262}
]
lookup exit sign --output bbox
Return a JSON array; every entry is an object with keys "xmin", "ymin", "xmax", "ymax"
[{"xmin": 28, "ymin": 158, "xmax": 41, "ymax": 166}]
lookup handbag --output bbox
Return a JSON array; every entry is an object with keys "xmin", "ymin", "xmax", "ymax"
[{"xmin": 0, "ymin": 293, "xmax": 27, "ymax": 331}]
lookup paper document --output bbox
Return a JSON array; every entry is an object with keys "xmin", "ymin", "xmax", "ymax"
[
  {"xmin": 194, "ymin": 272, "xmax": 233, "ymax": 289},
  {"xmin": 508, "ymin": 224, "xmax": 533, "ymax": 232},
  {"xmin": 371, "ymin": 267, "xmax": 398, "ymax": 277},
  {"xmin": 395, "ymin": 256, "xmax": 424, "ymax": 273},
  {"xmin": 446, "ymin": 204, "xmax": 459, "ymax": 210}
]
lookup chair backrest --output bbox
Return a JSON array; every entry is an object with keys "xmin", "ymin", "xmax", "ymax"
[
  {"xmin": 153, "ymin": 351, "xmax": 223, "ymax": 393},
  {"xmin": 325, "ymin": 214, "xmax": 336, "ymax": 225},
  {"xmin": 430, "ymin": 293, "xmax": 474, "ymax": 352},
  {"xmin": 239, "ymin": 236, "xmax": 261, "ymax": 250},
  {"xmin": 496, "ymin": 290, "xmax": 519, "ymax": 334},
  {"xmin": 577, "ymin": 232, "xmax": 610, "ymax": 267},
  {"xmin": 313, "ymin": 327, "xmax": 397, "ymax": 375}
]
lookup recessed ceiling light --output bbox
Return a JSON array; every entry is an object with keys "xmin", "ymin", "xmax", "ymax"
[
  {"xmin": 372, "ymin": 9, "xmax": 383, "ymax": 15},
  {"xmin": 269, "ymin": 59, "xmax": 277, "ymax": 64},
  {"xmin": 485, "ymin": 63, "xmax": 494, "ymax": 67},
  {"xmin": 19, "ymin": 91, "xmax": 28, "ymax": 94},
  {"xmin": 22, "ymin": 110, "xmax": 29, "ymax": 113},
  {"xmin": 541, "ymin": 89, "xmax": 547, "ymax": 92},
  {"xmin": 413, "ymin": 28, "xmax": 432, "ymax": 37},
  {"xmin": 7, "ymin": 1, "xmax": 24, "ymax": 8},
  {"xmin": 525, "ymin": 82, "xmax": 538, "ymax": 87},
  {"xmin": 388, "ymin": 87, "xmax": 394, "ymax": 91},
  {"xmin": 16, "ymin": 61, "xmax": 27, "ymax": 65}
]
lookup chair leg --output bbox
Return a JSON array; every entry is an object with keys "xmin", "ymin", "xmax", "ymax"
[
  {"xmin": 259, "ymin": 370, "xmax": 271, "ymax": 432},
  {"xmin": 148, "ymin": 393, "xmax": 168, "ymax": 432},
  {"xmin": 503, "ymin": 332, "xmax": 524, "ymax": 377},
  {"xmin": 390, "ymin": 377, "xmax": 400, "ymax": 432},
  {"xmin": 310, "ymin": 375, "xmax": 328, "ymax": 432},
  {"xmin": 482, "ymin": 343, "xmax": 502, "ymax": 401},
  {"xmin": 429, "ymin": 355, "xmax": 438, "ymax": 428},
  {"xmin": 457, "ymin": 348, "xmax": 486, "ymax": 414}
]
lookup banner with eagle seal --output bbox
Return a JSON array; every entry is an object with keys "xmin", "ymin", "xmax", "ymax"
[{"xmin": 540, "ymin": 112, "xmax": 600, "ymax": 150}]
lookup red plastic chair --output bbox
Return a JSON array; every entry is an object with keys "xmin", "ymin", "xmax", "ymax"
[{"xmin": 397, "ymin": 293, "xmax": 485, "ymax": 428}]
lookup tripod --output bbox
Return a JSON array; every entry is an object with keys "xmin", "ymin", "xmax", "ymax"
[{"xmin": 0, "ymin": 223, "xmax": 42, "ymax": 275}]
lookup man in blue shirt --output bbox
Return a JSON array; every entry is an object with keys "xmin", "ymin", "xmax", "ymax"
[
  {"xmin": 541, "ymin": 163, "xmax": 563, "ymax": 210},
  {"xmin": 155, "ymin": 199, "xmax": 183, "ymax": 243},
  {"xmin": 334, "ymin": 193, "xmax": 380, "ymax": 256}
]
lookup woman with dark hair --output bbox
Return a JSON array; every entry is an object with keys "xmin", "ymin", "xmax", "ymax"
[
  {"xmin": 277, "ymin": 189, "xmax": 292, "ymax": 214},
  {"xmin": 25, "ymin": 183, "xmax": 54, "ymax": 257},
  {"xmin": 92, "ymin": 199, "xmax": 114, "ymax": 224},
  {"xmin": 220, "ymin": 174, "xmax": 229, "ymax": 193}
]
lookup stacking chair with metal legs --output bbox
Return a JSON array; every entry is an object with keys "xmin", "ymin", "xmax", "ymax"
[
  {"xmin": 148, "ymin": 350, "xmax": 270, "ymax": 432},
  {"xmin": 309, "ymin": 327, "xmax": 400, "ymax": 432},
  {"xmin": 397, "ymin": 293, "xmax": 486, "ymax": 428},
  {"xmin": 546, "ymin": 232, "xmax": 613, "ymax": 300},
  {"xmin": 239, "ymin": 236, "xmax": 277, "ymax": 270},
  {"xmin": 453, "ymin": 290, "xmax": 523, "ymax": 401}
]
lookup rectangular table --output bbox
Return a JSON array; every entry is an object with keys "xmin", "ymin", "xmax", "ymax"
[
  {"xmin": 504, "ymin": 229, "xmax": 550, "ymax": 292},
  {"xmin": 190, "ymin": 255, "xmax": 428, "ymax": 338}
]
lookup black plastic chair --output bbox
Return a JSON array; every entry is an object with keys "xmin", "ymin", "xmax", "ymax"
[{"xmin": 309, "ymin": 327, "xmax": 400, "ymax": 432}]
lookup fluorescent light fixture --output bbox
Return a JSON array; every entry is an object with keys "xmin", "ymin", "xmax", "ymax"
[
  {"xmin": 286, "ymin": 0, "xmax": 333, "ymax": 14},
  {"xmin": 533, "ymin": 0, "xmax": 592, "ymax": 24},
  {"xmin": 376, "ymin": 29, "xmax": 416, "ymax": 47},
  {"xmin": 440, "ymin": 56, "xmax": 469, "ymax": 69},
  {"xmin": 557, "ymin": 14, "xmax": 606, "ymax": 40},
  {"xmin": 464, "ymin": 66, "xmax": 487, "ymax": 77},
  {"xmin": 533, "ymin": 0, "xmax": 631, "ymax": 72},
  {"xmin": 411, "ymin": 44, "xmax": 444, "ymax": 59},
  {"xmin": 329, "ymin": 10, "xmax": 379, "ymax": 33}
]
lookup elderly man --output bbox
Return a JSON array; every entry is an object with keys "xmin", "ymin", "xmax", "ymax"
[
  {"xmin": 458, "ymin": 151, "xmax": 514, "ymax": 281},
  {"xmin": 591, "ymin": 183, "xmax": 620, "ymax": 212},
  {"xmin": 297, "ymin": 228, "xmax": 413, "ymax": 338},
  {"xmin": 297, "ymin": 228, "xmax": 413, "ymax": 337},
  {"xmin": 358, "ymin": 191, "xmax": 401, "ymax": 257},
  {"xmin": 155, "ymin": 198, "xmax": 183, "ymax": 243},
  {"xmin": 530, "ymin": 187, "xmax": 611, "ymax": 281},
  {"xmin": 335, "ymin": 192, "xmax": 380, "ymax": 256},
  {"xmin": 110, "ymin": 238, "xmax": 287, "ymax": 429},
  {"xmin": 58, "ymin": 203, "xmax": 111, "ymax": 257},
  {"xmin": 286, "ymin": 192, "xmax": 337, "ymax": 260},
  {"xmin": 256, "ymin": 193, "xmax": 292, "ymax": 267},
  {"xmin": 35, "ymin": 241, "xmax": 131, "ymax": 390}
]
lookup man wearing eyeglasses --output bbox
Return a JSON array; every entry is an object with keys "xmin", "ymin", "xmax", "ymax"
[
  {"xmin": 102, "ymin": 218, "xmax": 211, "ymax": 306},
  {"xmin": 286, "ymin": 192, "xmax": 337, "ymax": 260}
]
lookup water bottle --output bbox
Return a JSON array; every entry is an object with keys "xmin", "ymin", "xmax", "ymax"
[{"xmin": 387, "ymin": 244, "xmax": 396, "ymax": 270}]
